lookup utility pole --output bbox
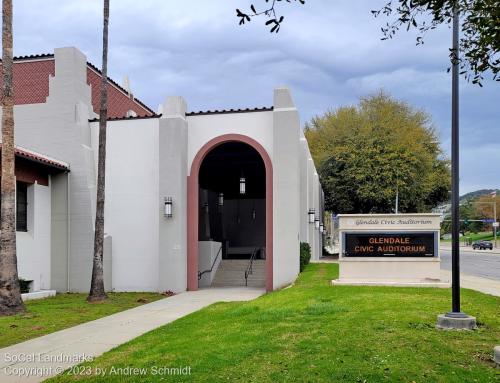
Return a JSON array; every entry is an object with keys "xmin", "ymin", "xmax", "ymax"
[
  {"xmin": 474, "ymin": 199, "xmax": 497, "ymax": 248},
  {"xmin": 395, "ymin": 170, "xmax": 399, "ymax": 214},
  {"xmin": 395, "ymin": 184, "xmax": 399, "ymax": 214},
  {"xmin": 437, "ymin": 6, "xmax": 476, "ymax": 329},
  {"xmin": 494, "ymin": 193, "xmax": 497, "ymax": 248}
]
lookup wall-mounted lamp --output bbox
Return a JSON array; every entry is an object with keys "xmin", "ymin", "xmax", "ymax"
[
  {"xmin": 308, "ymin": 208, "xmax": 315, "ymax": 224},
  {"xmin": 319, "ymin": 224, "xmax": 324, "ymax": 233},
  {"xmin": 239, "ymin": 177, "xmax": 246, "ymax": 195},
  {"xmin": 218, "ymin": 193, "xmax": 224, "ymax": 207},
  {"xmin": 203, "ymin": 202, "xmax": 210, "ymax": 214},
  {"xmin": 315, "ymin": 217, "xmax": 320, "ymax": 229},
  {"xmin": 164, "ymin": 197, "xmax": 173, "ymax": 218}
]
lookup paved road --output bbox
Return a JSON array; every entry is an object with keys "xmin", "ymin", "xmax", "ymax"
[{"xmin": 440, "ymin": 249, "xmax": 500, "ymax": 281}]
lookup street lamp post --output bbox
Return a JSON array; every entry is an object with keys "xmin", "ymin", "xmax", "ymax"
[{"xmin": 437, "ymin": 7, "xmax": 476, "ymax": 330}]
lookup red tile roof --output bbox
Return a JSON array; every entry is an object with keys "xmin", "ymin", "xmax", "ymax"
[
  {"xmin": 186, "ymin": 107, "xmax": 273, "ymax": 116},
  {"xmin": 0, "ymin": 53, "xmax": 154, "ymax": 118},
  {"xmin": 0, "ymin": 144, "xmax": 69, "ymax": 171}
]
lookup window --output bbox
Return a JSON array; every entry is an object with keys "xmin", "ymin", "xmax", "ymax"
[
  {"xmin": 16, "ymin": 182, "xmax": 28, "ymax": 232},
  {"xmin": 0, "ymin": 182, "xmax": 29, "ymax": 232}
]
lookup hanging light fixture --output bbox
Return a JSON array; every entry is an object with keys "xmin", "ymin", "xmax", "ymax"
[
  {"xmin": 164, "ymin": 197, "xmax": 173, "ymax": 218},
  {"xmin": 239, "ymin": 176, "xmax": 246, "ymax": 195},
  {"xmin": 315, "ymin": 217, "xmax": 320, "ymax": 229},
  {"xmin": 218, "ymin": 192, "xmax": 224, "ymax": 207},
  {"xmin": 308, "ymin": 208, "xmax": 315, "ymax": 224}
]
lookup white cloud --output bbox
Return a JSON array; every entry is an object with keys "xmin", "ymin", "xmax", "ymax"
[{"xmin": 12, "ymin": 0, "xmax": 500, "ymax": 192}]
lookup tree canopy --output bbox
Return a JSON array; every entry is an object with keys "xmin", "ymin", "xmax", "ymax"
[
  {"xmin": 304, "ymin": 93, "xmax": 451, "ymax": 214},
  {"xmin": 236, "ymin": 0, "xmax": 500, "ymax": 84}
]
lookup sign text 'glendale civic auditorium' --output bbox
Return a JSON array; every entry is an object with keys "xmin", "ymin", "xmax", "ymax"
[{"xmin": 344, "ymin": 233, "xmax": 435, "ymax": 257}]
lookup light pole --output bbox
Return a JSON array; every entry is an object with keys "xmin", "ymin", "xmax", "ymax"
[{"xmin": 437, "ymin": 6, "xmax": 476, "ymax": 330}]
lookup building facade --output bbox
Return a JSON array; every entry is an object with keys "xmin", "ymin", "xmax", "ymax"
[{"xmin": 6, "ymin": 47, "xmax": 323, "ymax": 294}]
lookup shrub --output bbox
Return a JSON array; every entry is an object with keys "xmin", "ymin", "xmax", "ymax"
[
  {"xmin": 18, "ymin": 278, "xmax": 33, "ymax": 294},
  {"xmin": 300, "ymin": 242, "xmax": 311, "ymax": 272}
]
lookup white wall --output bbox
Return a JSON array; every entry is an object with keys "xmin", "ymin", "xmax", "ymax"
[
  {"xmin": 186, "ymin": 111, "xmax": 274, "ymax": 175},
  {"xmin": 94, "ymin": 118, "xmax": 160, "ymax": 291},
  {"xmin": 13, "ymin": 48, "xmax": 97, "ymax": 292},
  {"xmin": 158, "ymin": 98, "xmax": 189, "ymax": 293},
  {"xmin": 299, "ymin": 136, "xmax": 309, "ymax": 243},
  {"xmin": 272, "ymin": 88, "xmax": 301, "ymax": 288},
  {"xmin": 312, "ymin": 171, "xmax": 320, "ymax": 260},
  {"xmin": 198, "ymin": 240, "xmax": 222, "ymax": 287},
  {"xmin": 17, "ymin": 183, "xmax": 52, "ymax": 291}
]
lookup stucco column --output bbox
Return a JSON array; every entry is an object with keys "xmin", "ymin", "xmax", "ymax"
[
  {"xmin": 272, "ymin": 87, "xmax": 300, "ymax": 288},
  {"xmin": 158, "ymin": 96, "xmax": 188, "ymax": 292},
  {"xmin": 299, "ymin": 136, "xmax": 309, "ymax": 243}
]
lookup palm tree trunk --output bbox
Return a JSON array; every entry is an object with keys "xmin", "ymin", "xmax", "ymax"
[
  {"xmin": 0, "ymin": 0, "xmax": 25, "ymax": 315},
  {"xmin": 88, "ymin": 0, "xmax": 109, "ymax": 302}
]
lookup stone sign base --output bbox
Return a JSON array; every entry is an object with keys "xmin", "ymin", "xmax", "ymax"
[
  {"xmin": 333, "ymin": 257, "xmax": 450, "ymax": 287},
  {"xmin": 334, "ymin": 257, "xmax": 450, "ymax": 287},
  {"xmin": 339, "ymin": 257, "xmax": 442, "ymax": 280}
]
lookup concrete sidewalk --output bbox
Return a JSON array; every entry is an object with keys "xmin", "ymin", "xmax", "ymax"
[
  {"xmin": 440, "ymin": 270, "xmax": 500, "ymax": 297},
  {"xmin": 0, "ymin": 287, "xmax": 264, "ymax": 383}
]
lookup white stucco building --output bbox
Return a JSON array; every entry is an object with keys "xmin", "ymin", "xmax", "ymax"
[{"xmin": 5, "ymin": 47, "xmax": 324, "ymax": 294}]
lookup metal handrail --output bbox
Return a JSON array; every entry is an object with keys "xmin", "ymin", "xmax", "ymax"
[
  {"xmin": 244, "ymin": 248, "xmax": 258, "ymax": 286},
  {"xmin": 198, "ymin": 245, "xmax": 223, "ymax": 280}
]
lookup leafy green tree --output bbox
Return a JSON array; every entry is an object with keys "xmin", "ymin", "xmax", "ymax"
[
  {"xmin": 374, "ymin": 0, "xmax": 500, "ymax": 85},
  {"xmin": 236, "ymin": 0, "xmax": 500, "ymax": 84},
  {"xmin": 305, "ymin": 92, "xmax": 450, "ymax": 214}
]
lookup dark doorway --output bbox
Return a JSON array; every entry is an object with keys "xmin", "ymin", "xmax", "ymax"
[{"xmin": 199, "ymin": 142, "xmax": 266, "ymax": 259}]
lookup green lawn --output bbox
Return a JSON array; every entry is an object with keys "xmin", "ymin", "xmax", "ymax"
[
  {"xmin": 0, "ymin": 293, "xmax": 164, "ymax": 348},
  {"xmin": 442, "ymin": 231, "xmax": 496, "ymax": 243},
  {"xmin": 51, "ymin": 264, "xmax": 500, "ymax": 383}
]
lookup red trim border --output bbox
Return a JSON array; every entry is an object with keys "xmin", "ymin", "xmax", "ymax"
[{"xmin": 187, "ymin": 134, "xmax": 273, "ymax": 292}]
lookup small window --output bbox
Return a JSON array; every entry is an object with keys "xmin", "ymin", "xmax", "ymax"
[
  {"xmin": 16, "ymin": 182, "xmax": 28, "ymax": 232},
  {"xmin": 0, "ymin": 182, "xmax": 29, "ymax": 232}
]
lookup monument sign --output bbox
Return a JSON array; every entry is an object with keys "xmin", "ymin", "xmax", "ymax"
[{"xmin": 332, "ymin": 214, "xmax": 449, "ymax": 287}]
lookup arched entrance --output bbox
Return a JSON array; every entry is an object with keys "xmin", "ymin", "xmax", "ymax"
[{"xmin": 187, "ymin": 134, "xmax": 273, "ymax": 291}]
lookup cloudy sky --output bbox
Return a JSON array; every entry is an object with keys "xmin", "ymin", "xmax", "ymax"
[{"xmin": 15, "ymin": 0, "xmax": 499, "ymax": 194}]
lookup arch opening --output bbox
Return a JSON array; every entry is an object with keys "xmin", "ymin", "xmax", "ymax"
[{"xmin": 187, "ymin": 134, "xmax": 273, "ymax": 291}]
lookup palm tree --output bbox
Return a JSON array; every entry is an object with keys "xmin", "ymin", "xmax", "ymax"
[
  {"xmin": 88, "ymin": 0, "xmax": 110, "ymax": 302},
  {"xmin": 0, "ymin": 0, "xmax": 25, "ymax": 315}
]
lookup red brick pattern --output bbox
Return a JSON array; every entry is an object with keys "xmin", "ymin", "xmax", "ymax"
[
  {"xmin": 0, "ymin": 59, "xmax": 55, "ymax": 104},
  {"xmin": 87, "ymin": 68, "xmax": 152, "ymax": 118},
  {"xmin": 0, "ymin": 58, "xmax": 153, "ymax": 118}
]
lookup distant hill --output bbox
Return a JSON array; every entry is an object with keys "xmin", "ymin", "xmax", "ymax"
[
  {"xmin": 433, "ymin": 189, "xmax": 498, "ymax": 216},
  {"xmin": 460, "ymin": 189, "xmax": 499, "ymax": 203}
]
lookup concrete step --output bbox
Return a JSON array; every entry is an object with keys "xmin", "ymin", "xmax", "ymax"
[{"xmin": 212, "ymin": 259, "xmax": 266, "ymax": 287}]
